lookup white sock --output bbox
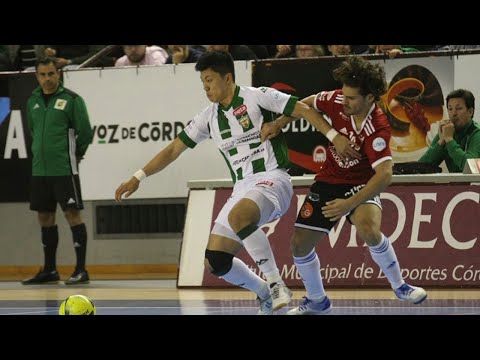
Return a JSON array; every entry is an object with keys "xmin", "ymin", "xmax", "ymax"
[
  {"xmin": 368, "ymin": 234, "xmax": 404, "ymax": 290},
  {"xmin": 293, "ymin": 249, "xmax": 326, "ymax": 301},
  {"xmin": 242, "ymin": 228, "xmax": 282, "ymax": 285},
  {"xmin": 221, "ymin": 258, "xmax": 270, "ymax": 300}
]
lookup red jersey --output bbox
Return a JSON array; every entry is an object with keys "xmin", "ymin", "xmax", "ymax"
[{"xmin": 313, "ymin": 89, "xmax": 392, "ymax": 184}]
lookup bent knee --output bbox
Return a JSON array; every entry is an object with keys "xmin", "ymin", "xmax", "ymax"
[
  {"xmin": 290, "ymin": 229, "xmax": 320, "ymax": 257},
  {"xmin": 205, "ymin": 249, "xmax": 234, "ymax": 276},
  {"xmin": 355, "ymin": 224, "xmax": 381, "ymax": 246}
]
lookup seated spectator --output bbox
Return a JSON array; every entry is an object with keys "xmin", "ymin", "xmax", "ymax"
[
  {"xmin": 267, "ymin": 45, "xmax": 295, "ymax": 58},
  {"xmin": 246, "ymin": 45, "xmax": 269, "ymax": 59},
  {"xmin": 207, "ymin": 45, "xmax": 257, "ymax": 60},
  {"xmin": 351, "ymin": 45, "xmax": 369, "ymax": 54},
  {"xmin": 115, "ymin": 45, "xmax": 168, "ymax": 66},
  {"xmin": 419, "ymin": 89, "xmax": 480, "ymax": 172},
  {"xmin": 295, "ymin": 45, "xmax": 325, "ymax": 58},
  {"xmin": 327, "ymin": 45, "xmax": 352, "ymax": 56},
  {"xmin": 0, "ymin": 45, "xmax": 12, "ymax": 71},
  {"xmin": 374, "ymin": 45, "xmax": 418, "ymax": 58},
  {"xmin": 190, "ymin": 45, "xmax": 207, "ymax": 54},
  {"xmin": 7, "ymin": 45, "xmax": 47, "ymax": 71},
  {"xmin": 166, "ymin": 45, "xmax": 203, "ymax": 65},
  {"xmin": 44, "ymin": 45, "xmax": 105, "ymax": 68}
]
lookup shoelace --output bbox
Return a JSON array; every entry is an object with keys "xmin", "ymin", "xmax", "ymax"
[
  {"xmin": 298, "ymin": 296, "xmax": 312, "ymax": 310},
  {"xmin": 271, "ymin": 284, "xmax": 280, "ymax": 299},
  {"xmin": 401, "ymin": 286, "xmax": 414, "ymax": 296}
]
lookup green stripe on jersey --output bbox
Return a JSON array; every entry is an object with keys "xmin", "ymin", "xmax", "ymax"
[
  {"xmin": 217, "ymin": 107, "xmax": 237, "ymax": 156},
  {"xmin": 252, "ymin": 158, "xmax": 266, "ymax": 173},
  {"xmin": 178, "ymin": 131, "xmax": 197, "ymax": 148},
  {"xmin": 283, "ymin": 96, "xmax": 299, "ymax": 116},
  {"xmin": 220, "ymin": 150, "xmax": 237, "ymax": 183},
  {"xmin": 260, "ymin": 106, "xmax": 289, "ymax": 169}
]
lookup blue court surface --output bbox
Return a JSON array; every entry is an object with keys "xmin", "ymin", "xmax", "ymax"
[{"xmin": 0, "ymin": 280, "xmax": 478, "ymax": 315}]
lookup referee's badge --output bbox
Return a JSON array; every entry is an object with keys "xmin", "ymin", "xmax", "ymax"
[{"xmin": 54, "ymin": 99, "xmax": 67, "ymax": 110}]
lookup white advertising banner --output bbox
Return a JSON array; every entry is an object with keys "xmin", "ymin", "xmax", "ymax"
[{"xmin": 64, "ymin": 62, "xmax": 252, "ymax": 200}]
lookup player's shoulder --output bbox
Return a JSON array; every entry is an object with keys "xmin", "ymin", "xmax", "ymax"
[
  {"xmin": 194, "ymin": 102, "xmax": 218, "ymax": 121},
  {"xmin": 316, "ymin": 89, "xmax": 342, "ymax": 104},
  {"xmin": 370, "ymin": 105, "xmax": 389, "ymax": 127}
]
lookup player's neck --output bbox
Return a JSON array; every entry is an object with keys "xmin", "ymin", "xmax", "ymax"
[
  {"xmin": 353, "ymin": 103, "xmax": 374, "ymax": 126},
  {"xmin": 219, "ymin": 83, "xmax": 237, "ymax": 108}
]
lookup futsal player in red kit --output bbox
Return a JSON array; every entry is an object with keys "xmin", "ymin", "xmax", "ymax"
[{"xmin": 261, "ymin": 56, "xmax": 427, "ymax": 315}]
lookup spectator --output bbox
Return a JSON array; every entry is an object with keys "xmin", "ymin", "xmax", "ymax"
[
  {"xmin": 419, "ymin": 89, "xmax": 480, "ymax": 172},
  {"xmin": 44, "ymin": 45, "xmax": 105, "ymax": 68},
  {"xmin": 295, "ymin": 45, "xmax": 325, "ymax": 58},
  {"xmin": 166, "ymin": 45, "xmax": 203, "ymax": 65},
  {"xmin": 115, "ymin": 45, "xmax": 168, "ymax": 66},
  {"xmin": 207, "ymin": 45, "xmax": 257, "ymax": 60}
]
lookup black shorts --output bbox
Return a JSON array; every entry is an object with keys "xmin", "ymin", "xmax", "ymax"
[
  {"xmin": 30, "ymin": 175, "xmax": 84, "ymax": 212},
  {"xmin": 295, "ymin": 181, "xmax": 381, "ymax": 233}
]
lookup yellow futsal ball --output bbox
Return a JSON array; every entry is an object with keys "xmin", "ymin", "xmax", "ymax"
[{"xmin": 59, "ymin": 295, "xmax": 96, "ymax": 315}]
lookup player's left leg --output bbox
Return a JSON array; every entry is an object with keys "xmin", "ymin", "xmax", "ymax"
[{"xmin": 351, "ymin": 203, "xmax": 427, "ymax": 304}]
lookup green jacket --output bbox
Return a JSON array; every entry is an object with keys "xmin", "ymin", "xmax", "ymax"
[
  {"xmin": 419, "ymin": 120, "xmax": 480, "ymax": 173},
  {"xmin": 27, "ymin": 83, "xmax": 93, "ymax": 176}
]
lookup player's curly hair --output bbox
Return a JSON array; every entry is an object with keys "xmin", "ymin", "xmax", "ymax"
[{"xmin": 333, "ymin": 57, "xmax": 387, "ymax": 101}]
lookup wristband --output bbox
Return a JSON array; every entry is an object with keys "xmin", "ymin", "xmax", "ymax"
[
  {"xmin": 326, "ymin": 128, "xmax": 339, "ymax": 142},
  {"xmin": 133, "ymin": 169, "xmax": 146, "ymax": 182}
]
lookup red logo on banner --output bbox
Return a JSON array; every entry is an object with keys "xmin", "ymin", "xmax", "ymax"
[{"xmin": 300, "ymin": 202, "xmax": 314, "ymax": 218}]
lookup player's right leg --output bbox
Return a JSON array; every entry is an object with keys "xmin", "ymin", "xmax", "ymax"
[
  {"xmin": 287, "ymin": 228, "xmax": 332, "ymax": 315},
  {"xmin": 205, "ymin": 229, "xmax": 273, "ymax": 315},
  {"xmin": 287, "ymin": 182, "xmax": 340, "ymax": 315}
]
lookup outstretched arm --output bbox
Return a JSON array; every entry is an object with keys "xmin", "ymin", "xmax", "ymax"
[
  {"xmin": 115, "ymin": 137, "xmax": 188, "ymax": 201},
  {"xmin": 261, "ymin": 96, "xmax": 361, "ymax": 161}
]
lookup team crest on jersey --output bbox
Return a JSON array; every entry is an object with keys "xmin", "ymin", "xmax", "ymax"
[
  {"xmin": 300, "ymin": 202, "xmax": 314, "ymax": 218},
  {"xmin": 233, "ymin": 104, "xmax": 247, "ymax": 117},
  {"xmin": 239, "ymin": 113, "xmax": 251, "ymax": 129},
  {"xmin": 54, "ymin": 99, "xmax": 67, "ymax": 110}
]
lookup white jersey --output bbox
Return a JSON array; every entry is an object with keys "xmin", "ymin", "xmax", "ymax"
[{"xmin": 179, "ymin": 85, "xmax": 298, "ymax": 183}]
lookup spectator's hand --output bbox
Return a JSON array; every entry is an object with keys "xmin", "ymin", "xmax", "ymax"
[
  {"xmin": 322, "ymin": 197, "xmax": 353, "ymax": 221},
  {"xmin": 171, "ymin": 46, "xmax": 186, "ymax": 65},
  {"xmin": 45, "ymin": 48, "xmax": 56, "ymax": 57},
  {"xmin": 261, "ymin": 121, "xmax": 282, "ymax": 142},
  {"xmin": 115, "ymin": 177, "xmax": 140, "ymax": 201},
  {"xmin": 437, "ymin": 119, "xmax": 448, "ymax": 145},
  {"xmin": 332, "ymin": 134, "xmax": 361, "ymax": 162},
  {"xmin": 387, "ymin": 49, "xmax": 403, "ymax": 58},
  {"xmin": 442, "ymin": 121, "xmax": 455, "ymax": 143}
]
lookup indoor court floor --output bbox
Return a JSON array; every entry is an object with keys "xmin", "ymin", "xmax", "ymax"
[{"xmin": 0, "ymin": 280, "xmax": 479, "ymax": 315}]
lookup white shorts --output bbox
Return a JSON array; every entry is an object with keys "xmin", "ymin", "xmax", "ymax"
[{"xmin": 214, "ymin": 169, "xmax": 293, "ymax": 231}]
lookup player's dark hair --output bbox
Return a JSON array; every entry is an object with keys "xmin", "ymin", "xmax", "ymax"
[
  {"xmin": 333, "ymin": 56, "xmax": 387, "ymax": 101},
  {"xmin": 195, "ymin": 51, "xmax": 235, "ymax": 82}
]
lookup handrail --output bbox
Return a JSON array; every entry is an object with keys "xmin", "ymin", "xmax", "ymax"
[{"xmin": 78, "ymin": 45, "xmax": 119, "ymax": 69}]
